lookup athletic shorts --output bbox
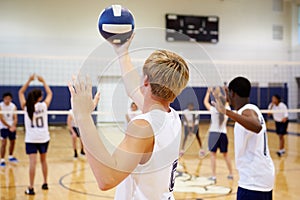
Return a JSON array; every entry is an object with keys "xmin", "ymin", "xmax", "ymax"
[
  {"xmin": 208, "ymin": 132, "xmax": 228, "ymax": 153},
  {"xmin": 70, "ymin": 127, "xmax": 80, "ymax": 137},
  {"xmin": 275, "ymin": 120, "xmax": 289, "ymax": 135},
  {"xmin": 237, "ymin": 187, "xmax": 272, "ymax": 200},
  {"xmin": 184, "ymin": 125, "xmax": 198, "ymax": 135},
  {"xmin": 25, "ymin": 141, "xmax": 49, "ymax": 154},
  {"xmin": 0, "ymin": 129, "xmax": 16, "ymax": 140}
]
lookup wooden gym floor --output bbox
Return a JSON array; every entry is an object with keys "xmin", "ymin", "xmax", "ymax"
[{"xmin": 0, "ymin": 121, "xmax": 299, "ymax": 200}]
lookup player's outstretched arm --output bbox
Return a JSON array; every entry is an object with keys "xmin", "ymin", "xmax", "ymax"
[
  {"xmin": 267, "ymin": 102, "xmax": 273, "ymax": 117},
  {"xmin": 18, "ymin": 74, "xmax": 35, "ymax": 109},
  {"xmin": 212, "ymin": 87, "xmax": 262, "ymax": 133},
  {"xmin": 112, "ymin": 34, "xmax": 144, "ymax": 110},
  {"xmin": 0, "ymin": 107, "xmax": 10, "ymax": 128},
  {"xmin": 203, "ymin": 87, "xmax": 212, "ymax": 110},
  {"xmin": 69, "ymin": 75, "xmax": 153, "ymax": 190},
  {"xmin": 11, "ymin": 106, "xmax": 17, "ymax": 132},
  {"xmin": 225, "ymin": 109, "xmax": 262, "ymax": 133},
  {"xmin": 67, "ymin": 113, "xmax": 75, "ymax": 134},
  {"xmin": 37, "ymin": 75, "xmax": 53, "ymax": 108}
]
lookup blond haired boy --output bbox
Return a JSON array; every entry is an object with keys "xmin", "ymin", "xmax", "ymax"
[{"xmin": 69, "ymin": 36, "xmax": 189, "ymax": 200}]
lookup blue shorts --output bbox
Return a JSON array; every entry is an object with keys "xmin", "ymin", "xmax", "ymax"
[
  {"xmin": 25, "ymin": 141, "xmax": 49, "ymax": 154},
  {"xmin": 237, "ymin": 187, "xmax": 272, "ymax": 200},
  {"xmin": 275, "ymin": 120, "xmax": 288, "ymax": 135},
  {"xmin": 208, "ymin": 132, "xmax": 228, "ymax": 153},
  {"xmin": 0, "ymin": 129, "xmax": 16, "ymax": 140},
  {"xmin": 70, "ymin": 127, "xmax": 80, "ymax": 137},
  {"xmin": 184, "ymin": 125, "xmax": 199, "ymax": 135}
]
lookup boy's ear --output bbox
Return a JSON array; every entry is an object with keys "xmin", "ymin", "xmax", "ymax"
[{"xmin": 143, "ymin": 75, "xmax": 149, "ymax": 87}]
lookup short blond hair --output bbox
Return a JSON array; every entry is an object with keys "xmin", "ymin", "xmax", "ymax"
[{"xmin": 143, "ymin": 50, "xmax": 189, "ymax": 102}]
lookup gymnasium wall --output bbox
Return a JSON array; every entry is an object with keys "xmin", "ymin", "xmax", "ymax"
[
  {"xmin": 0, "ymin": 0, "xmax": 299, "ymax": 120},
  {"xmin": 171, "ymin": 85, "xmax": 288, "ymax": 120},
  {"xmin": 0, "ymin": 86, "xmax": 71, "ymax": 125},
  {"xmin": 291, "ymin": 0, "xmax": 300, "ymax": 61},
  {"xmin": 0, "ymin": 0, "xmax": 293, "ymax": 59}
]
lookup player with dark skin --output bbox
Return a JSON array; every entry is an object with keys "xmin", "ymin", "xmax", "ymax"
[
  {"xmin": 213, "ymin": 87, "xmax": 262, "ymax": 134},
  {"xmin": 213, "ymin": 78, "xmax": 274, "ymax": 200}
]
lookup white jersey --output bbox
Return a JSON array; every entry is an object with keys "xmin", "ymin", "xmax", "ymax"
[
  {"xmin": 24, "ymin": 102, "xmax": 50, "ymax": 143},
  {"xmin": 69, "ymin": 109, "xmax": 77, "ymax": 128},
  {"xmin": 268, "ymin": 102, "xmax": 288, "ymax": 122},
  {"xmin": 125, "ymin": 109, "xmax": 142, "ymax": 128},
  {"xmin": 0, "ymin": 102, "xmax": 16, "ymax": 129},
  {"xmin": 209, "ymin": 106, "xmax": 230, "ymax": 133},
  {"xmin": 234, "ymin": 104, "xmax": 274, "ymax": 192},
  {"xmin": 183, "ymin": 109, "xmax": 199, "ymax": 127},
  {"xmin": 115, "ymin": 107, "xmax": 181, "ymax": 200},
  {"xmin": 127, "ymin": 110, "xmax": 142, "ymax": 121}
]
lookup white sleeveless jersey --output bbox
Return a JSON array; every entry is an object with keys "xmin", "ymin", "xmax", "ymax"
[
  {"xmin": 234, "ymin": 104, "xmax": 274, "ymax": 191},
  {"xmin": 115, "ymin": 107, "xmax": 181, "ymax": 200},
  {"xmin": 24, "ymin": 102, "xmax": 50, "ymax": 143},
  {"xmin": 182, "ymin": 109, "xmax": 199, "ymax": 127},
  {"xmin": 69, "ymin": 109, "xmax": 77, "ymax": 127},
  {"xmin": 125, "ymin": 109, "xmax": 142, "ymax": 128},
  {"xmin": 0, "ymin": 102, "xmax": 16, "ymax": 129},
  {"xmin": 268, "ymin": 102, "xmax": 288, "ymax": 122},
  {"xmin": 209, "ymin": 106, "xmax": 230, "ymax": 133}
]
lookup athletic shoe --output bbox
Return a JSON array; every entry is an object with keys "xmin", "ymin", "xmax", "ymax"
[
  {"xmin": 80, "ymin": 150, "xmax": 85, "ymax": 156},
  {"xmin": 179, "ymin": 149, "xmax": 185, "ymax": 157},
  {"xmin": 0, "ymin": 162, "xmax": 5, "ymax": 167},
  {"xmin": 8, "ymin": 157, "xmax": 18, "ymax": 163},
  {"xmin": 276, "ymin": 150, "xmax": 285, "ymax": 157},
  {"xmin": 208, "ymin": 176, "xmax": 217, "ymax": 184},
  {"xmin": 25, "ymin": 188, "xmax": 35, "ymax": 195},
  {"xmin": 42, "ymin": 183, "xmax": 48, "ymax": 190},
  {"xmin": 199, "ymin": 149, "xmax": 205, "ymax": 158},
  {"xmin": 276, "ymin": 151, "xmax": 282, "ymax": 157},
  {"xmin": 227, "ymin": 175, "xmax": 234, "ymax": 180},
  {"xmin": 74, "ymin": 151, "xmax": 78, "ymax": 159}
]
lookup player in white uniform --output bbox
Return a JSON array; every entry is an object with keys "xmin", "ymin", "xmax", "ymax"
[
  {"xmin": 19, "ymin": 75, "xmax": 53, "ymax": 195},
  {"xmin": 213, "ymin": 77, "xmax": 274, "ymax": 200},
  {"xmin": 125, "ymin": 102, "xmax": 141, "ymax": 124},
  {"xmin": 181, "ymin": 103, "xmax": 204, "ymax": 156},
  {"xmin": 125, "ymin": 102, "xmax": 142, "ymax": 130},
  {"xmin": 68, "ymin": 92, "xmax": 99, "ymax": 159},
  {"xmin": 67, "ymin": 109, "xmax": 85, "ymax": 158},
  {"xmin": 268, "ymin": 94, "xmax": 288, "ymax": 157},
  {"xmin": 203, "ymin": 88, "xmax": 233, "ymax": 182},
  {"xmin": 0, "ymin": 92, "xmax": 18, "ymax": 167},
  {"xmin": 69, "ymin": 35, "xmax": 189, "ymax": 199}
]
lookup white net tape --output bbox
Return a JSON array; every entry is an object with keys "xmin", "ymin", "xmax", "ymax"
[{"xmin": 0, "ymin": 109, "xmax": 299, "ymax": 115}]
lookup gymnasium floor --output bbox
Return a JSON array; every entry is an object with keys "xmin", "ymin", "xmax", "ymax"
[{"xmin": 0, "ymin": 121, "xmax": 299, "ymax": 200}]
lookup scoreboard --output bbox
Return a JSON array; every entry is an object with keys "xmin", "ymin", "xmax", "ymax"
[{"xmin": 166, "ymin": 14, "xmax": 219, "ymax": 43}]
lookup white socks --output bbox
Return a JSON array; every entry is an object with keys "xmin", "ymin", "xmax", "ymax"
[{"xmin": 278, "ymin": 149, "xmax": 285, "ymax": 153}]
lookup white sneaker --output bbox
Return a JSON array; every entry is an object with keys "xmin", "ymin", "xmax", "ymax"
[{"xmin": 199, "ymin": 149, "xmax": 205, "ymax": 157}]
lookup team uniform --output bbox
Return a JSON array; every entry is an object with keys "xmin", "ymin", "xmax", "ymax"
[
  {"xmin": 208, "ymin": 105, "xmax": 230, "ymax": 153},
  {"xmin": 235, "ymin": 104, "xmax": 275, "ymax": 200},
  {"xmin": 125, "ymin": 109, "xmax": 142, "ymax": 128},
  {"xmin": 268, "ymin": 102, "xmax": 289, "ymax": 135},
  {"xmin": 0, "ymin": 102, "xmax": 17, "ymax": 140},
  {"xmin": 69, "ymin": 109, "xmax": 80, "ymax": 137},
  {"xmin": 182, "ymin": 109, "xmax": 199, "ymax": 135},
  {"xmin": 115, "ymin": 108, "xmax": 181, "ymax": 200},
  {"xmin": 24, "ymin": 102, "xmax": 50, "ymax": 154}
]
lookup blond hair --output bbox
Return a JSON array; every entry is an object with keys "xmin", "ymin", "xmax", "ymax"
[{"xmin": 143, "ymin": 50, "xmax": 189, "ymax": 102}]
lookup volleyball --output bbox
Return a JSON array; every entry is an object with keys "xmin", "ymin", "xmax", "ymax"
[{"xmin": 98, "ymin": 5, "xmax": 135, "ymax": 44}]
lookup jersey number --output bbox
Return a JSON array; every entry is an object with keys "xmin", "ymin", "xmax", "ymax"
[
  {"xmin": 169, "ymin": 159, "xmax": 178, "ymax": 192},
  {"xmin": 31, "ymin": 116, "xmax": 44, "ymax": 128},
  {"xmin": 263, "ymin": 131, "xmax": 267, "ymax": 156}
]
